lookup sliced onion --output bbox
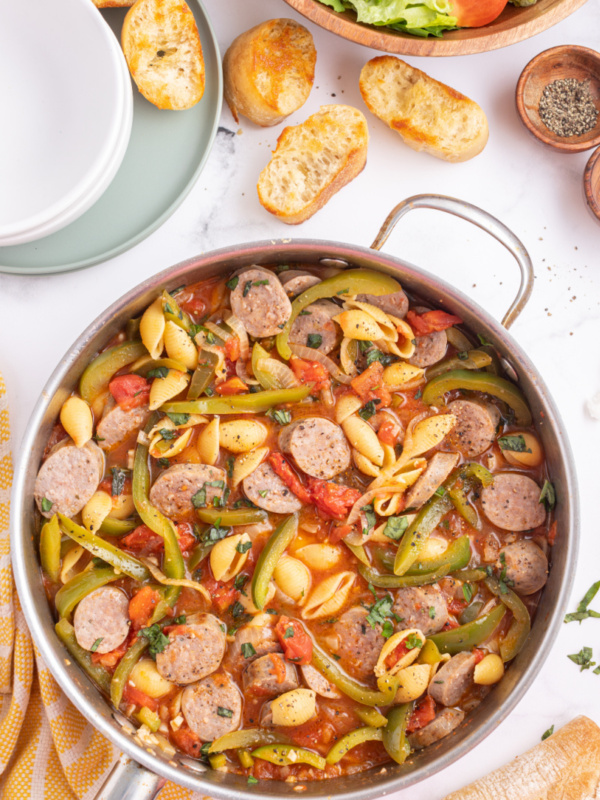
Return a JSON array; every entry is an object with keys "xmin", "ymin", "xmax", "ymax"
[
  {"xmin": 202, "ymin": 344, "xmax": 227, "ymax": 382},
  {"xmin": 141, "ymin": 558, "xmax": 211, "ymax": 603},
  {"xmin": 203, "ymin": 320, "xmax": 231, "ymax": 343},
  {"xmin": 344, "ymin": 485, "xmax": 408, "ymax": 546},
  {"xmin": 289, "ymin": 343, "xmax": 352, "ymax": 385},
  {"xmin": 257, "ymin": 358, "xmax": 299, "ymax": 389},
  {"xmin": 340, "ymin": 337, "xmax": 358, "ymax": 377},
  {"xmin": 236, "ymin": 358, "xmax": 259, "ymax": 385},
  {"xmin": 224, "ymin": 312, "xmax": 250, "ymax": 360}
]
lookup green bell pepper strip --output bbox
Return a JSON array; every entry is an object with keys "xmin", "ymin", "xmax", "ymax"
[
  {"xmin": 40, "ymin": 514, "xmax": 61, "ymax": 582},
  {"xmin": 382, "ymin": 704, "xmax": 413, "ymax": 765},
  {"xmin": 276, "ymin": 269, "xmax": 402, "ymax": 361},
  {"xmin": 196, "ymin": 508, "xmax": 267, "ymax": 526},
  {"xmin": 163, "ymin": 385, "xmax": 312, "ymax": 415},
  {"xmin": 377, "ymin": 535, "xmax": 471, "ymax": 576},
  {"xmin": 429, "ymin": 604, "xmax": 507, "ymax": 655},
  {"xmin": 344, "ymin": 541, "xmax": 370, "ymax": 566},
  {"xmin": 187, "ymin": 351, "xmax": 218, "ymax": 400},
  {"xmin": 422, "ymin": 369, "xmax": 532, "ymax": 427},
  {"xmin": 452, "ymin": 568, "xmax": 487, "ymax": 582},
  {"xmin": 354, "ymin": 705, "xmax": 388, "ymax": 728},
  {"xmin": 187, "ymin": 539, "xmax": 213, "ymax": 571},
  {"xmin": 110, "ymin": 637, "xmax": 148, "ymax": 708},
  {"xmin": 459, "ymin": 599, "xmax": 485, "ymax": 625},
  {"xmin": 55, "ymin": 618, "xmax": 111, "ymax": 695},
  {"xmin": 55, "ymin": 567, "xmax": 119, "ymax": 619},
  {"xmin": 326, "ymin": 726, "xmax": 383, "ymax": 765},
  {"xmin": 209, "ymin": 729, "xmax": 285, "ymax": 753},
  {"xmin": 58, "ymin": 514, "xmax": 149, "ymax": 582},
  {"xmin": 252, "ymin": 514, "xmax": 298, "ymax": 610},
  {"xmin": 99, "ymin": 517, "xmax": 137, "ymax": 537},
  {"xmin": 359, "ymin": 562, "xmax": 451, "ymax": 589},
  {"xmin": 133, "ymin": 357, "xmax": 188, "ymax": 377},
  {"xmin": 417, "ymin": 639, "xmax": 443, "ymax": 666},
  {"xmin": 311, "ymin": 639, "xmax": 399, "ymax": 706},
  {"xmin": 425, "ymin": 350, "xmax": 493, "ymax": 380},
  {"xmin": 132, "ymin": 415, "xmax": 185, "ymax": 584},
  {"xmin": 444, "ymin": 464, "xmax": 492, "ymax": 530},
  {"xmin": 485, "ymin": 577, "xmax": 531, "ymax": 662},
  {"xmin": 79, "ymin": 341, "xmax": 147, "ymax": 403},
  {"xmin": 162, "ymin": 289, "xmax": 193, "ymax": 332},
  {"xmin": 251, "ymin": 744, "xmax": 326, "ymax": 770},
  {"xmin": 393, "ymin": 494, "xmax": 453, "ymax": 576}
]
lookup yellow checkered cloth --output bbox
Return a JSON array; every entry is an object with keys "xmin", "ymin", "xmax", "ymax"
[{"xmin": 0, "ymin": 374, "xmax": 204, "ymax": 799}]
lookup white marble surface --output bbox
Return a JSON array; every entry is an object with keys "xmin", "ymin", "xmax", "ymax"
[{"xmin": 2, "ymin": 0, "xmax": 600, "ymax": 796}]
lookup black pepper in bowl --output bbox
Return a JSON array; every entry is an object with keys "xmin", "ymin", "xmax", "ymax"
[{"xmin": 539, "ymin": 78, "xmax": 599, "ymax": 138}]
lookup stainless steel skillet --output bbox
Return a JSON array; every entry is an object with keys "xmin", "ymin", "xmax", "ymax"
[{"xmin": 11, "ymin": 195, "xmax": 578, "ymax": 800}]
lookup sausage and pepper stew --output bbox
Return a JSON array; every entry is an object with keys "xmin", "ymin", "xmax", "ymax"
[{"xmin": 35, "ymin": 265, "xmax": 555, "ymax": 781}]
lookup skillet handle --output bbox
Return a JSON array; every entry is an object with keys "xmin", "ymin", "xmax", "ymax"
[
  {"xmin": 95, "ymin": 754, "xmax": 164, "ymax": 800},
  {"xmin": 370, "ymin": 194, "xmax": 534, "ymax": 329}
]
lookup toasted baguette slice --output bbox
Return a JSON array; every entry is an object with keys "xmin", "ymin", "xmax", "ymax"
[
  {"xmin": 257, "ymin": 105, "xmax": 368, "ymax": 225},
  {"xmin": 122, "ymin": 0, "xmax": 204, "ymax": 110},
  {"xmin": 224, "ymin": 19, "xmax": 316, "ymax": 127},
  {"xmin": 92, "ymin": 0, "xmax": 134, "ymax": 7},
  {"xmin": 444, "ymin": 716, "xmax": 600, "ymax": 799},
  {"xmin": 360, "ymin": 56, "xmax": 488, "ymax": 162}
]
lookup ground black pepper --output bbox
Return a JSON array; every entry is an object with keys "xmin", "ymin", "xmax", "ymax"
[{"xmin": 538, "ymin": 78, "xmax": 599, "ymax": 137}]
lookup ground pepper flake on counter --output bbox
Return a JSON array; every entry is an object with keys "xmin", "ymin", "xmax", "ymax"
[{"xmin": 538, "ymin": 78, "xmax": 599, "ymax": 137}]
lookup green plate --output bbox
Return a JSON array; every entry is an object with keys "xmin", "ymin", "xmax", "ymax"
[{"xmin": 0, "ymin": 0, "xmax": 222, "ymax": 275}]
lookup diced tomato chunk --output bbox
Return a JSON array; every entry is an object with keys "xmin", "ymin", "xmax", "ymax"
[
  {"xmin": 170, "ymin": 725, "xmax": 204, "ymax": 758},
  {"xmin": 473, "ymin": 648, "xmax": 486, "ymax": 665},
  {"xmin": 406, "ymin": 309, "xmax": 462, "ymax": 337},
  {"xmin": 91, "ymin": 637, "xmax": 129, "ymax": 669},
  {"xmin": 99, "ymin": 475, "xmax": 133, "ymax": 498},
  {"xmin": 224, "ymin": 336, "xmax": 241, "ymax": 362},
  {"xmin": 307, "ymin": 478, "xmax": 362, "ymax": 522},
  {"xmin": 109, "ymin": 374, "xmax": 150, "ymax": 411},
  {"xmin": 384, "ymin": 640, "xmax": 410, "ymax": 671},
  {"xmin": 175, "ymin": 522, "xmax": 198, "ymax": 553},
  {"xmin": 407, "ymin": 695, "xmax": 436, "ymax": 733},
  {"xmin": 122, "ymin": 523, "xmax": 196, "ymax": 558},
  {"xmin": 547, "ymin": 520, "xmax": 558, "ymax": 546},
  {"xmin": 204, "ymin": 575, "xmax": 240, "ymax": 613},
  {"xmin": 447, "ymin": 597, "xmax": 468, "ymax": 615},
  {"xmin": 442, "ymin": 617, "xmax": 460, "ymax": 631},
  {"xmin": 275, "ymin": 616, "xmax": 312, "ymax": 666},
  {"xmin": 268, "ymin": 453, "xmax": 312, "ymax": 504},
  {"xmin": 351, "ymin": 362, "xmax": 391, "ymax": 407},
  {"xmin": 378, "ymin": 415, "xmax": 401, "ymax": 446},
  {"xmin": 129, "ymin": 586, "xmax": 161, "ymax": 631},
  {"xmin": 215, "ymin": 377, "xmax": 247, "ymax": 395},
  {"xmin": 122, "ymin": 683, "xmax": 158, "ymax": 712},
  {"xmin": 290, "ymin": 357, "xmax": 330, "ymax": 392},
  {"xmin": 329, "ymin": 523, "xmax": 354, "ymax": 544}
]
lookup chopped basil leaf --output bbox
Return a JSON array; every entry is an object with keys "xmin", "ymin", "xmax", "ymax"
[
  {"xmin": 336, "ymin": 288, "xmax": 349, "ymax": 295},
  {"xmin": 567, "ymin": 646, "xmax": 596, "ymax": 671},
  {"xmin": 541, "ymin": 725, "xmax": 554, "ymax": 741},
  {"xmin": 307, "ymin": 333, "xmax": 322, "ymax": 349},
  {"xmin": 498, "ymin": 434, "xmax": 531, "ymax": 453},
  {"xmin": 247, "ymin": 776, "xmax": 259, "ymax": 785},
  {"xmin": 564, "ymin": 579, "xmax": 600, "ymax": 623},
  {"xmin": 359, "ymin": 340, "xmax": 373, "ymax": 353},
  {"xmin": 539, "ymin": 479, "xmax": 556, "ymax": 510},
  {"xmin": 226, "ymin": 276, "xmax": 239, "ymax": 290},
  {"xmin": 358, "ymin": 399, "xmax": 379, "ymax": 420},
  {"xmin": 253, "ymin": 280, "xmax": 269, "ymax": 287},
  {"xmin": 298, "ymin": 310, "xmax": 312, "ymax": 316},
  {"xmin": 111, "ymin": 467, "xmax": 128, "ymax": 497},
  {"xmin": 265, "ymin": 608, "xmax": 278, "ymax": 614},
  {"xmin": 258, "ymin": 490, "xmax": 268, "ymax": 498},
  {"xmin": 157, "ymin": 457, "xmax": 170, "ymax": 468},
  {"xmin": 217, "ymin": 707, "xmax": 233, "ymax": 718},
  {"xmin": 414, "ymin": 388, "xmax": 423, "ymax": 400},
  {"xmin": 226, "ymin": 456, "xmax": 235, "ymax": 479},
  {"xmin": 204, "ymin": 521, "xmax": 231, "ymax": 543},
  {"xmin": 405, "ymin": 633, "xmax": 423, "ymax": 650},
  {"xmin": 241, "ymin": 642, "xmax": 256, "ymax": 659},
  {"xmin": 361, "ymin": 504, "xmax": 376, "ymax": 537},
  {"xmin": 428, "ymin": 606, "xmax": 436, "ymax": 620},
  {"xmin": 243, "ymin": 281, "xmax": 253, "ymax": 298},
  {"xmin": 266, "ymin": 408, "xmax": 292, "ymax": 426},
  {"xmin": 90, "ymin": 637, "xmax": 103, "ymax": 653},
  {"xmin": 234, "ymin": 574, "xmax": 248, "ymax": 591},
  {"xmin": 200, "ymin": 742, "xmax": 212, "ymax": 756},
  {"xmin": 434, "ymin": 485, "xmax": 446, "ymax": 497},
  {"xmin": 381, "ymin": 620, "xmax": 394, "ymax": 639},
  {"xmin": 365, "ymin": 593, "xmax": 394, "ymax": 629},
  {"xmin": 41, "ymin": 497, "xmax": 53, "ymax": 513},
  {"xmin": 457, "ymin": 351, "xmax": 469, "ymax": 361},
  {"xmin": 383, "ymin": 516, "xmax": 409, "ymax": 541},
  {"xmin": 477, "ymin": 333, "xmax": 493, "ymax": 347},
  {"xmin": 166, "ymin": 412, "xmax": 190, "ymax": 426},
  {"xmin": 147, "ymin": 367, "xmax": 169, "ymax": 379},
  {"xmin": 158, "ymin": 428, "xmax": 178, "ymax": 440},
  {"xmin": 365, "ymin": 348, "xmax": 398, "ymax": 367},
  {"xmin": 174, "ymin": 615, "xmax": 186, "ymax": 625},
  {"xmin": 191, "ymin": 486, "xmax": 207, "ymax": 508},
  {"xmin": 231, "ymin": 601, "xmax": 245, "ymax": 618},
  {"xmin": 140, "ymin": 624, "xmax": 169, "ymax": 658},
  {"xmin": 189, "ymin": 324, "xmax": 203, "ymax": 338},
  {"xmin": 236, "ymin": 540, "xmax": 252, "ymax": 554},
  {"xmin": 462, "ymin": 583, "xmax": 474, "ymax": 604},
  {"xmin": 283, "ymin": 626, "xmax": 295, "ymax": 639}
]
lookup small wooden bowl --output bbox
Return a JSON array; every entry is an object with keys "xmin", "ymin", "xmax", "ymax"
[
  {"xmin": 584, "ymin": 146, "xmax": 600, "ymax": 222},
  {"xmin": 516, "ymin": 45, "xmax": 600, "ymax": 154}
]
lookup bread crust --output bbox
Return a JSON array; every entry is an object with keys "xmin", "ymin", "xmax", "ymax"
[
  {"xmin": 92, "ymin": 0, "xmax": 134, "ymax": 7},
  {"xmin": 257, "ymin": 104, "xmax": 368, "ymax": 225},
  {"xmin": 122, "ymin": 0, "xmax": 204, "ymax": 110},
  {"xmin": 359, "ymin": 55, "xmax": 488, "ymax": 163},
  {"xmin": 443, "ymin": 716, "xmax": 600, "ymax": 800},
  {"xmin": 224, "ymin": 19, "xmax": 316, "ymax": 127}
]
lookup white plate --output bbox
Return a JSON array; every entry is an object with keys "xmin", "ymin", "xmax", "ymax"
[{"xmin": 0, "ymin": 0, "xmax": 132, "ymax": 245}]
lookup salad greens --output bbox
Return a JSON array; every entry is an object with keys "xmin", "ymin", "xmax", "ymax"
[{"xmin": 316, "ymin": 0, "xmax": 458, "ymax": 37}]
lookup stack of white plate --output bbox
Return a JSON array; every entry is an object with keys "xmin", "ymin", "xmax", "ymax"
[{"xmin": 0, "ymin": 0, "xmax": 133, "ymax": 247}]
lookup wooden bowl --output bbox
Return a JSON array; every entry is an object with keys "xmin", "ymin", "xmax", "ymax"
[
  {"xmin": 584, "ymin": 146, "xmax": 600, "ymax": 222},
  {"xmin": 282, "ymin": 0, "xmax": 588, "ymax": 57},
  {"xmin": 516, "ymin": 45, "xmax": 600, "ymax": 153}
]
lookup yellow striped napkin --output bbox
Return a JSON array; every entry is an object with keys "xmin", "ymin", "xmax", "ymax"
[{"xmin": 0, "ymin": 374, "xmax": 205, "ymax": 799}]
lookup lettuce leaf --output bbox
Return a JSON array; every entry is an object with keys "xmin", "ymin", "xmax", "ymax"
[{"xmin": 316, "ymin": 0, "xmax": 458, "ymax": 36}]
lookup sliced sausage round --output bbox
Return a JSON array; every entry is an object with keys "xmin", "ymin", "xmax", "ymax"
[
  {"xmin": 356, "ymin": 290, "xmax": 409, "ymax": 320},
  {"xmin": 405, "ymin": 452, "xmax": 459, "ymax": 510},
  {"xmin": 73, "ymin": 586, "xmax": 130, "ymax": 654},
  {"xmin": 182, "ymin": 672, "xmax": 242, "ymax": 741},
  {"xmin": 300, "ymin": 663, "xmax": 341, "ymax": 699},
  {"xmin": 409, "ymin": 331, "xmax": 448, "ymax": 368},
  {"xmin": 331, "ymin": 607, "xmax": 384, "ymax": 681},
  {"xmin": 229, "ymin": 267, "xmax": 292, "ymax": 338},
  {"xmin": 228, "ymin": 624, "xmax": 281, "ymax": 665},
  {"xmin": 428, "ymin": 651, "xmax": 478, "ymax": 707},
  {"xmin": 149, "ymin": 463, "xmax": 227, "ymax": 520},
  {"xmin": 409, "ymin": 708, "xmax": 465, "ymax": 750},
  {"xmin": 445, "ymin": 399, "xmax": 500, "ymax": 458},
  {"xmin": 156, "ymin": 615, "xmax": 226, "ymax": 685},
  {"xmin": 289, "ymin": 300, "xmax": 341, "ymax": 355},
  {"xmin": 279, "ymin": 417, "xmax": 351, "ymax": 480},
  {"xmin": 242, "ymin": 653, "xmax": 299, "ymax": 697},
  {"xmin": 496, "ymin": 539, "xmax": 548, "ymax": 595},
  {"xmin": 481, "ymin": 473, "xmax": 546, "ymax": 531},
  {"xmin": 279, "ymin": 270, "xmax": 321, "ymax": 298},
  {"xmin": 96, "ymin": 403, "xmax": 150, "ymax": 451},
  {"xmin": 34, "ymin": 439, "xmax": 104, "ymax": 519},
  {"xmin": 242, "ymin": 462, "xmax": 302, "ymax": 513},
  {"xmin": 392, "ymin": 585, "xmax": 448, "ymax": 636}
]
